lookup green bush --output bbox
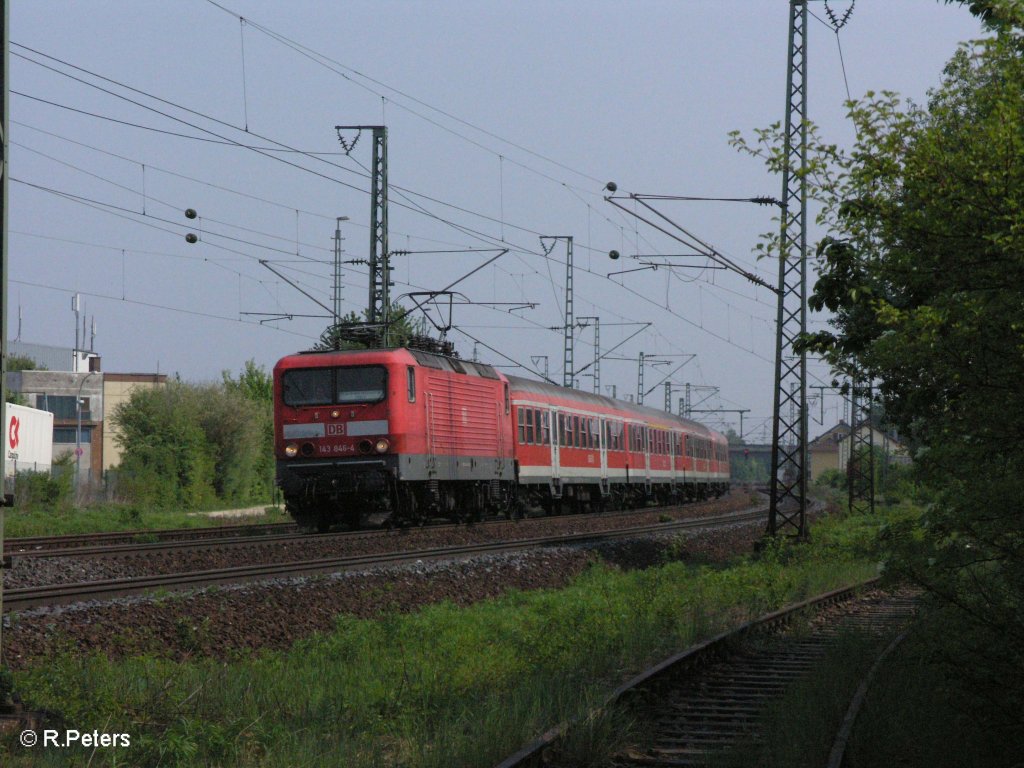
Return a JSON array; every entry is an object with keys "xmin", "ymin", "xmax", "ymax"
[
  {"xmin": 112, "ymin": 365, "xmax": 274, "ymax": 510},
  {"xmin": 12, "ymin": 455, "xmax": 73, "ymax": 510}
]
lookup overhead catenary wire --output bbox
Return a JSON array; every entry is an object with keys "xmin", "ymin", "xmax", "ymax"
[{"xmin": 11, "ymin": 35, "xmax": 839, "ymax": 395}]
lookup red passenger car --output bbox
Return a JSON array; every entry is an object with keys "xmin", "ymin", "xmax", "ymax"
[{"xmin": 507, "ymin": 376, "xmax": 729, "ymax": 513}]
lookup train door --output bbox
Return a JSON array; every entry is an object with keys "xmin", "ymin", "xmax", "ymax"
[
  {"xmin": 643, "ymin": 426, "xmax": 652, "ymax": 490},
  {"xmin": 599, "ymin": 417, "xmax": 609, "ymax": 495},
  {"xmin": 495, "ymin": 401, "xmax": 506, "ymax": 478},
  {"xmin": 549, "ymin": 408, "xmax": 561, "ymax": 493},
  {"xmin": 669, "ymin": 430, "xmax": 678, "ymax": 492}
]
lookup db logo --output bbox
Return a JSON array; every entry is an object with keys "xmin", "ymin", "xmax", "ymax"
[{"xmin": 8, "ymin": 416, "xmax": 19, "ymax": 451}]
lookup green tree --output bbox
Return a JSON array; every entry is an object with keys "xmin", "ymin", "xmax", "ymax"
[
  {"xmin": 316, "ymin": 302, "xmax": 427, "ymax": 351},
  {"xmin": 222, "ymin": 360, "xmax": 275, "ymax": 500},
  {"xmin": 7, "ymin": 354, "xmax": 43, "ymax": 372},
  {"xmin": 735, "ymin": 6, "xmax": 1024, "ymax": 748},
  {"xmin": 113, "ymin": 383, "xmax": 216, "ymax": 509},
  {"xmin": 114, "ymin": 374, "xmax": 274, "ymax": 508},
  {"xmin": 5, "ymin": 354, "xmax": 44, "ymax": 405},
  {"xmin": 724, "ymin": 428, "xmax": 745, "ymax": 446},
  {"xmin": 222, "ymin": 359, "xmax": 272, "ymax": 402}
]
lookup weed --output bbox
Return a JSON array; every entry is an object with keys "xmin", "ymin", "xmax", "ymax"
[{"xmin": 7, "ymin": 509, "xmax": 896, "ymax": 767}]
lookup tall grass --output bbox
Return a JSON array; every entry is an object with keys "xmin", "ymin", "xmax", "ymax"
[{"xmin": 3, "ymin": 512, "xmax": 884, "ymax": 767}]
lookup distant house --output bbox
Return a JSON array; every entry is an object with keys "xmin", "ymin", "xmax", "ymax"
[
  {"xmin": 102, "ymin": 373, "xmax": 168, "ymax": 471},
  {"xmin": 837, "ymin": 425, "xmax": 909, "ymax": 470},
  {"xmin": 809, "ymin": 421, "xmax": 850, "ymax": 481},
  {"xmin": 809, "ymin": 420, "xmax": 910, "ymax": 481},
  {"xmin": 6, "ymin": 341, "xmax": 166, "ymax": 483}
]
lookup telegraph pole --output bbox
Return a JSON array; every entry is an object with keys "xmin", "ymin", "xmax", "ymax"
[{"xmin": 0, "ymin": 0, "xmax": 9, "ymax": 670}]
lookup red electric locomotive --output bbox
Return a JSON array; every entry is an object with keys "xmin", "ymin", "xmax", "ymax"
[
  {"xmin": 274, "ymin": 347, "xmax": 516, "ymax": 530},
  {"xmin": 274, "ymin": 347, "xmax": 730, "ymax": 529}
]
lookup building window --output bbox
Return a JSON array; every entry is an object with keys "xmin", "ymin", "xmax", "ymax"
[
  {"xmin": 39, "ymin": 395, "xmax": 88, "ymax": 420},
  {"xmin": 54, "ymin": 426, "xmax": 91, "ymax": 444}
]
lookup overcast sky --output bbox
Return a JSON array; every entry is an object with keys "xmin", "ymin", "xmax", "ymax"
[{"xmin": 10, "ymin": 1, "xmax": 983, "ymax": 439}]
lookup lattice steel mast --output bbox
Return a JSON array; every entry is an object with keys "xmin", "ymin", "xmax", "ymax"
[
  {"xmin": 848, "ymin": 377, "xmax": 875, "ymax": 515},
  {"xmin": 336, "ymin": 125, "xmax": 389, "ymax": 345},
  {"xmin": 541, "ymin": 236, "xmax": 574, "ymax": 388},
  {"xmin": 768, "ymin": 0, "xmax": 810, "ymax": 538}
]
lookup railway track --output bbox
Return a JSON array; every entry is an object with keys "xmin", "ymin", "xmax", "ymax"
[
  {"xmin": 2, "ymin": 506, "xmax": 767, "ymax": 613},
  {"xmin": 496, "ymin": 581, "xmax": 918, "ymax": 768},
  {"xmin": 4, "ymin": 499, "xmax": 747, "ymax": 562},
  {"xmin": 5, "ymin": 520, "xmax": 297, "ymax": 553}
]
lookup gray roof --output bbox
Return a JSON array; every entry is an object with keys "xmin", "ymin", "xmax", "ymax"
[
  {"xmin": 506, "ymin": 375, "xmax": 718, "ymax": 438},
  {"xmin": 8, "ymin": 341, "xmax": 73, "ymax": 371}
]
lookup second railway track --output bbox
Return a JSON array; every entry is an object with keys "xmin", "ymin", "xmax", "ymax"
[
  {"xmin": 3, "ymin": 506, "xmax": 768, "ymax": 613},
  {"xmin": 496, "ymin": 581, "xmax": 918, "ymax": 768}
]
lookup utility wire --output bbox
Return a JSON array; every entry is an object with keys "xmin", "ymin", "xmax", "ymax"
[{"xmin": 203, "ymin": 0, "xmax": 608, "ymax": 191}]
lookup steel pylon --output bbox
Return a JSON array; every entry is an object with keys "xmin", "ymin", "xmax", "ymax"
[
  {"xmin": 848, "ymin": 378, "xmax": 875, "ymax": 516},
  {"xmin": 367, "ymin": 127, "xmax": 389, "ymax": 342},
  {"xmin": 768, "ymin": 0, "xmax": 809, "ymax": 538}
]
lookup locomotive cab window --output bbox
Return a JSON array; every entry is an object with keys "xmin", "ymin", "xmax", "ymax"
[
  {"xmin": 282, "ymin": 368, "xmax": 334, "ymax": 407},
  {"xmin": 407, "ymin": 366, "xmax": 416, "ymax": 403},
  {"xmin": 336, "ymin": 366, "xmax": 387, "ymax": 404}
]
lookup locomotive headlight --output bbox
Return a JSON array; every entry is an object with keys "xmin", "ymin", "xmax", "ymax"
[
  {"xmin": 284, "ymin": 443, "xmax": 299, "ymax": 458},
  {"xmin": 330, "ymin": 409, "xmax": 341, "ymax": 419},
  {"xmin": 374, "ymin": 438, "xmax": 391, "ymax": 454}
]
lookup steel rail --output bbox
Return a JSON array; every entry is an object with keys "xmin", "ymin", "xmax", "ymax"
[
  {"xmin": 6, "ymin": 498, "xmax": 747, "ymax": 561},
  {"xmin": 493, "ymin": 578, "xmax": 919, "ymax": 768},
  {"xmin": 3, "ymin": 507, "xmax": 767, "ymax": 613},
  {"xmin": 6, "ymin": 521, "xmax": 297, "ymax": 552}
]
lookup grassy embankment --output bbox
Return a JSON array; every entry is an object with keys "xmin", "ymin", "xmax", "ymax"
[
  {"xmin": 0, "ymin": 503, "xmax": 286, "ymax": 539},
  {"xmin": 1, "ymin": 506, "xmax": 902, "ymax": 768}
]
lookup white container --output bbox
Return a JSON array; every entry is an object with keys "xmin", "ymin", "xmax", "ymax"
[{"xmin": 5, "ymin": 403, "xmax": 55, "ymax": 476}]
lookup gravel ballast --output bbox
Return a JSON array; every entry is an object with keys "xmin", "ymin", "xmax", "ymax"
[
  {"xmin": 0, "ymin": 512, "xmax": 770, "ymax": 669},
  {"xmin": 4, "ymin": 493, "xmax": 757, "ymax": 589}
]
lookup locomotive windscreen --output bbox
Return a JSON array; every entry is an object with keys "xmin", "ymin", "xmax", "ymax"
[{"xmin": 282, "ymin": 366, "xmax": 387, "ymax": 406}]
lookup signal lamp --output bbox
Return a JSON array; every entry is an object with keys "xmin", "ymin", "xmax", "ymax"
[
  {"xmin": 374, "ymin": 438, "xmax": 391, "ymax": 454},
  {"xmin": 284, "ymin": 443, "xmax": 299, "ymax": 458}
]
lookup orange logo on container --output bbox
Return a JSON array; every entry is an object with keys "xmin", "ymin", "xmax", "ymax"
[{"xmin": 8, "ymin": 415, "xmax": 20, "ymax": 450}]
